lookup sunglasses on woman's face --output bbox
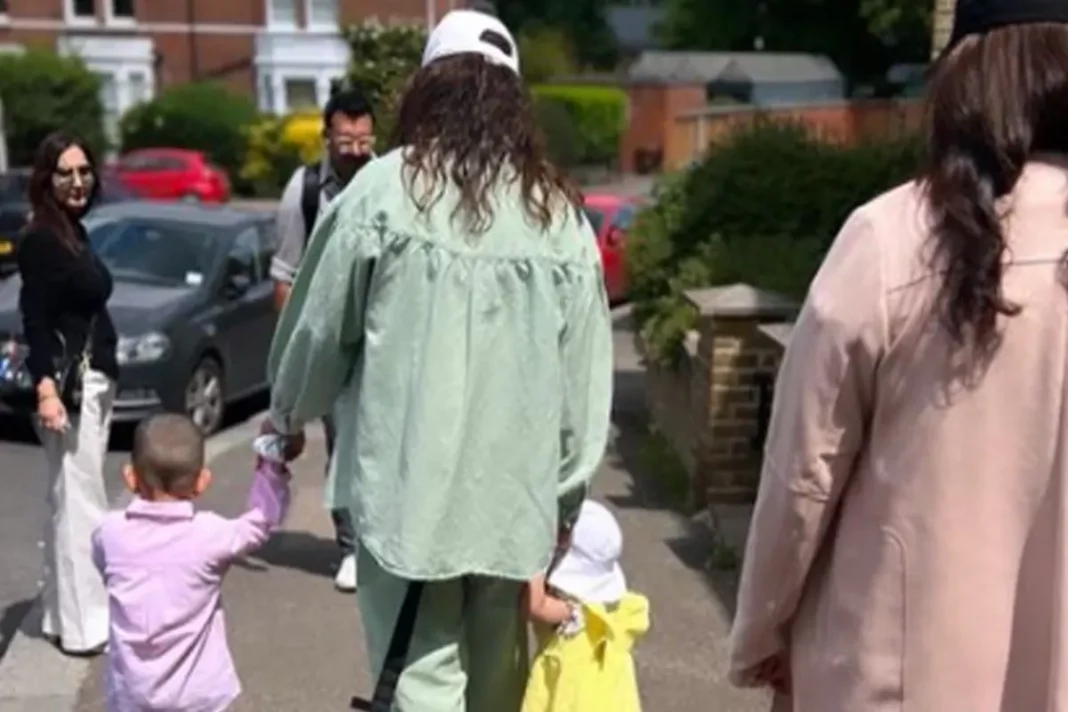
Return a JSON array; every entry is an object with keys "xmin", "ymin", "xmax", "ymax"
[{"xmin": 53, "ymin": 165, "xmax": 94, "ymax": 186}]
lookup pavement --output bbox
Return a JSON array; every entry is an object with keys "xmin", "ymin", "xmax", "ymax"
[{"xmin": 0, "ymin": 308, "xmax": 767, "ymax": 711}]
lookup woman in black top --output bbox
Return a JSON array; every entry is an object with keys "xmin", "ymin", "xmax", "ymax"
[{"xmin": 17, "ymin": 132, "xmax": 117, "ymax": 656}]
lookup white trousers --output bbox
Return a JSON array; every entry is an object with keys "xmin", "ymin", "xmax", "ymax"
[{"xmin": 35, "ymin": 369, "xmax": 114, "ymax": 652}]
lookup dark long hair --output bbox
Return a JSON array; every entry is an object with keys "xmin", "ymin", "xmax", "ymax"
[
  {"xmin": 922, "ymin": 23, "xmax": 1068, "ymax": 359},
  {"xmin": 391, "ymin": 52, "xmax": 582, "ymax": 233},
  {"xmin": 27, "ymin": 131, "xmax": 100, "ymax": 251}
]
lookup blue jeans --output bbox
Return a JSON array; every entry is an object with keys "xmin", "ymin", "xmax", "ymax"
[{"xmin": 322, "ymin": 414, "xmax": 355, "ymax": 554}]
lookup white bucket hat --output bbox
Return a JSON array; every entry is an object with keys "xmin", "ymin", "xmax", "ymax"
[
  {"xmin": 422, "ymin": 9, "xmax": 520, "ymax": 75},
  {"xmin": 548, "ymin": 500, "xmax": 627, "ymax": 605}
]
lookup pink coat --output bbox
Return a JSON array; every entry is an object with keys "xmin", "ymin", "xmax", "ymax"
[{"xmin": 730, "ymin": 158, "xmax": 1068, "ymax": 711}]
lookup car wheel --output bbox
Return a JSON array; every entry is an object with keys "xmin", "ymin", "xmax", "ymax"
[{"xmin": 185, "ymin": 358, "xmax": 225, "ymax": 435}]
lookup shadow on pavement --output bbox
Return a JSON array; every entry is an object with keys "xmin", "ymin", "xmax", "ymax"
[
  {"xmin": 248, "ymin": 530, "xmax": 341, "ymax": 580},
  {"xmin": 0, "ymin": 597, "xmax": 33, "ymax": 661},
  {"xmin": 0, "ymin": 390, "xmax": 270, "ymax": 452},
  {"xmin": 606, "ymin": 349, "xmax": 743, "ymax": 620}
]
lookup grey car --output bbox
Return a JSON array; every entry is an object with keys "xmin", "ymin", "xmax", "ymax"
[{"xmin": 0, "ymin": 202, "xmax": 278, "ymax": 434}]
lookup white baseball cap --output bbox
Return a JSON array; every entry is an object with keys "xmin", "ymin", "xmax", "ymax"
[
  {"xmin": 548, "ymin": 500, "xmax": 627, "ymax": 605},
  {"xmin": 422, "ymin": 9, "xmax": 520, "ymax": 75}
]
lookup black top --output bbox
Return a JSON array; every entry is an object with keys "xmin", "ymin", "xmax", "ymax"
[{"xmin": 17, "ymin": 224, "xmax": 118, "ymax": 386}]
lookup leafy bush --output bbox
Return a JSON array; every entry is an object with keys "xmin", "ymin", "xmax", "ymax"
[
  {"xmin": 518, "ymin": 25, "xmax": 578, "ymax": 84},
  {"xmin": 629, "ymin": 120, "xmax": 921, "ymax": 363},
  {"xmin": 532, "ymin": 85, "xmax": 627, "ymax": 167},
  {"xmin": 345, "ymin": 21, "xmax": 426, "ymax": 148},
  {"xmin": 120, "ymin": 83, "xmax": 257, "ymax": 191},
  {"xmin": 0, "ymin": 51, "xmax": 107, "ymax": 165}
]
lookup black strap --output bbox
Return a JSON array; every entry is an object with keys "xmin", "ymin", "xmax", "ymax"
[
  {"xmin": 300, "ymin": 161, "xmax": 322, "ymax": 245},
  {"xmin": 368, "ymin": 581, "xmax": 425, "ymax": 712}
]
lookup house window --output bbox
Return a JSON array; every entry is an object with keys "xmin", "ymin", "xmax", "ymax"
[
  {"xmin": 111, "ymin": 0, "xmax": 134, "ymax": 19},
  {"xmin": 268, "ymin": 0, "xmax": 296, "ymax": 27},
  {"xmin": 283, "ymin": 78, "xmax": 317, "ymax": 110},
  {"xmin": 307, "ymin": 0, "xmax": 337, "ymax": 28},
  {"xmin": 73, "ymin": 0, "xmax": 95, "ymax": 18},
  {"xmin": 0, "ymin": 1, "xmax": 8, "ymax": 16}
]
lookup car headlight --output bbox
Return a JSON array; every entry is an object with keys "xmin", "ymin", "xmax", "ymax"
[{"xmin": 117, "ymin": 332, "xmax": 171, "ymax": 365}]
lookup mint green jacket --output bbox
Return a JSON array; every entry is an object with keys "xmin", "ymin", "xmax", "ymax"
[{"xmin": 267, "ymin": 149, "xmax": 613, "ymax": 581}]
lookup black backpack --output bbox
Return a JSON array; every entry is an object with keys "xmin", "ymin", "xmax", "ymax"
[{"xmin": 300, "ymin": 161, "xmax": 322, "ymax": 245}]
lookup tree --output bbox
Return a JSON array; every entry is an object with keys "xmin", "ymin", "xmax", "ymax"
[
  {"xmin": 344, "ymin": 22, "xmax": 426, "ymax": 147},
  {"xmin": 492, "ymin": 0, "xmax": 618, "ymax": 69},
  {"xmin": 656, "ymin": 0, "xmax": 932, "ymax": 88},
  {"xmin": 518, "ymin": 24, "xmax": 579, "ymax": 83},
  {"xmin": 0, "ymin": 51, "xmax": 107, "ymax": 166}
]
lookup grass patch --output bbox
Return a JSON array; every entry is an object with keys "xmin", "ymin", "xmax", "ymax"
[{"xmin": 637, "ymin": 429, "xmax": 690, "ymax": 506}]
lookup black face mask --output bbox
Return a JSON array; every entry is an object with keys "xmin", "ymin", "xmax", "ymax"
[{"xmin": 334, "ymin": 153, "xmax": 372, "ymax": 180}]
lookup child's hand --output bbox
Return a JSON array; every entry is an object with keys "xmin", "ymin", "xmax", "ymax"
[
  {"xmin": 751, "ymin": 654, "xmax": 791, "ymax": 695},
  {"xmin": 259, "ymin": 419, "xmax": 305, "ymax": 461}
]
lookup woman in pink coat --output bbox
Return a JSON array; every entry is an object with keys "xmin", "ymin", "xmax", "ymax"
[{"xmin": 730, "ymin": 2, "xmax": 1068, "ymax": 710}]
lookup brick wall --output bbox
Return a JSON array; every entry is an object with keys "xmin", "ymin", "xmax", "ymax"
[
  {"xmin": 620, "ymin": 82, "xmax": 706, "ymax": 174},
  {"xmin": 641, "ymin": 284, "xmax": 796, "ymax": 510},
  {"xmin": 666, "ymin": 99, "xmax": 923, "ymax": 170}
]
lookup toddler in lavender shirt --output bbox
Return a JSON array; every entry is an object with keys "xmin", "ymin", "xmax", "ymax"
[{"xmin": 91, "ymin": 414, "xmax": 293, "ymax": 712}]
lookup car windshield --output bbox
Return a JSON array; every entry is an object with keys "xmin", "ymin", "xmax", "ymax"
[
  {"xmin": 85, "ymin": 216, "xmax": 218, "ymax": 288},
  {"xmin": 584, "ymin": 207, "xmax": 606, "ymax": 236}
]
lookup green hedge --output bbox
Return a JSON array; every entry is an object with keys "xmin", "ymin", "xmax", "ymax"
[
  {"xmin": 119, "ymin": 83, "xmax": 258, "ymax": 192},
  {"xmin": 0, "ymin": 51, "xmax": 107, "ymax": 165},
  {"xmin": 532, "ymin": 85, "xmax": 626, "ymax": 168},
  {"xmin": 629, "ymin": 120, "xmax": 921, "ymax": 364}
]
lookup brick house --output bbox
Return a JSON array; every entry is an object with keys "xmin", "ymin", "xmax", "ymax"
[{"xmin": 0, "ymin": 0, "xmax": 469, "ymax": 140}]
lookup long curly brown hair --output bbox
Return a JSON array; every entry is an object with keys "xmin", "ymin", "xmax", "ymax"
[
  {"xmin": 390, "ymin": 52, "xmax": 583, "ymax": 233},
  {"xmin": 923, "ymin": 23, "xmax": 1068, "ymax": 359}
]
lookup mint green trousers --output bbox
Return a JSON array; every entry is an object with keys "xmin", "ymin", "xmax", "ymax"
[{"xmin": 356, "ymin": 548, "xmax": 528, "ymax": 712}]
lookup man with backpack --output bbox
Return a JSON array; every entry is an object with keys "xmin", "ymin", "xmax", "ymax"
[{"xmin": 269, "ymin": 87, "xmax": 375, "ymax": 593}]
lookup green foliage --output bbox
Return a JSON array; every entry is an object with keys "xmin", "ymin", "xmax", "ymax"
[
  {"xmin": 629, "ymin": 120, "xmax": 921, "ymax": 363},
  {"xmin": 518, "ymin": 24, "xmax": 578, "ymax": 84},
  {"xmin": 656, "ymin": 0, "xmax": 932, "ymax": 87},
  {"xmin": 0, "ymin": 51, "xmax": 107, "ymax": 166},
  {"xmin": 494, "ymin": 0, "xmax": 618, "ymax": 69},
  {"xmin": 531, "ymin": 85, "xmax": 626, "ymax": 167},
  {"xmin": 532, "ymin": 95, "xmax": 582, "ymax": 169},
  {"xmin": 238, "ymin": 114, "xmax": 304, "ymax": 198},
  {"xmin": 638, "ymin": 429, "xmax": 690, "ymax": 507},
  {"xmin": 344, "ymin": 22, "xmax": 426, "ymax": 148},
  {"xmin": 120, "ymin": 83, "xmax": 257, "ymax": 189}
]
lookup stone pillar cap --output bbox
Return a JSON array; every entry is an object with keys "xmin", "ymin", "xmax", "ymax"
[{"xmin": 684, "ymin": 283, "xmax": 798, "ymax": 320}]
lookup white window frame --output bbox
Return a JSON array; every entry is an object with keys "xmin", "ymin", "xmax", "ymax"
[
  {"xmin": 0, "ymin": 0, "xmax": 9, "ymax": 26},
  {"xmin": 66, "ymin": 0, "xmax": 98, "ymax": 26},
  {"xmin": 266, "ymin": 0, "xmax": 298, "ymax": 29},
  {"xmin": 304, "ymin": 0, "xmax": 338, "ymax": 32},
  {"xmin": 104, "ymin": 0, "xmax": 137, "ymax": 27}
]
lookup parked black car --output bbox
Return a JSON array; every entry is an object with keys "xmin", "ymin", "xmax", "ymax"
[
  {"xmin": 0, "ymin": 203, "xmax": 277, "ymax": 434},
  {"xmin": 0, "ymin": 168, "xmax": 139, "ymax": 277}
]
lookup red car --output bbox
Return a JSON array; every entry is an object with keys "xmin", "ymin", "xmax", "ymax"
[
  {"xmin": 584, "ymin": 193, "xmax": 644, "ymax": 304},
  {"xmin": 113, "ymin": 148, "xmax": 231, "ymax": 204}
]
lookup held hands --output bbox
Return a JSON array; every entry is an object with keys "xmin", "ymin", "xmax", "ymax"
[
  {"xmin": 259, "ymin": 418, "xmax": 305, "ymax": 462},
  {"xmin": 36, "ymin": 380, "xmax": 68, "ymax": 432}
]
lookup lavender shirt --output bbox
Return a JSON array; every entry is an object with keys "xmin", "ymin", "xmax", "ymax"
[{"xmin": 91, "ymin": 467, "xmax": 290, "ymax": 712}]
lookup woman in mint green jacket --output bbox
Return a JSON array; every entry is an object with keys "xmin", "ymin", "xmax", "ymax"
[{"xmin": 266, "ymin": 10, "xmax": 613, "ymax": 710}]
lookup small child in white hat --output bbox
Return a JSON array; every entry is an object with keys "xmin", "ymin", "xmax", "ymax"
[{"xmin": 522, "ymin": 499, "xmax": 650, "ymax": 712}]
